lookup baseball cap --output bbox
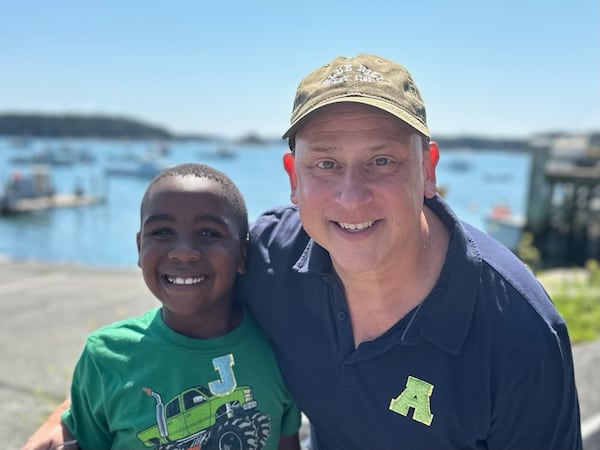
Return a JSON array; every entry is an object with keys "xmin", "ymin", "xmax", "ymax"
[{"xmin": 282, "ymin": 53, "xmax": 429, "ymax": 139}]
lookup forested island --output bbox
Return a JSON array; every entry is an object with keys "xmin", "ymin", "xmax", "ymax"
[
  {"xmin": 0, "ymin": 113, "xmax": 173, "ymax": 140},
  {"xmin": 1, "ymin": 112, "xmax": 596, "ymax": 151}
]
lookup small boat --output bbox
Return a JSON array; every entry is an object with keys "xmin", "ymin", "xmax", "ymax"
[
  {"xmin": 0, "ymin": 166, "xmax": 104, "ymax": 215},
  {"xmin": 482, "ymin": 172, "xmax": 514, "ymax": 183},
  {"xmin": 104, "ymin": 156, "xmax": 173, "ymax": 178},
  {"xmin": 484, "ymin": 203, "xmax": 526, "ymax": 252},
  {"xmin": 445, "ymin": 158, "xmax": 471, "ymax": 172},
  {"xmin": 215, "ymin": 145, "xmax": 237, "ymax": 159},
  {"xmin": 10, "ymin": 146, "xmax": 96, "ymax": 166},
  {"xmin": 197, "ymin": 145, "xmax": 238, "ymax": 160}
]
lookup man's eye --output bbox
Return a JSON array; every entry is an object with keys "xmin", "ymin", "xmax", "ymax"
[
  {"xmin": 316, "ymin": 160, "xmax": 336, "ymax": 169},
  {"xmin": 373, "ymin": 157, "xmax": 390, "ymax": 166}
]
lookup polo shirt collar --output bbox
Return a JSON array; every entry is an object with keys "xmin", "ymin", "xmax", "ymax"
[{"xmin": 291, "ymin": 195, "xmax": 481, "ymax": 356}]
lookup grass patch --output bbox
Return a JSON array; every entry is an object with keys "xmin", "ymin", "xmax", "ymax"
[{"xmin": 536, "ymin": 260, "xmax": 600, "ymax": 344}]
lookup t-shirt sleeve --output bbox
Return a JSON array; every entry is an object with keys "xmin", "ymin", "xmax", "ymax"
[
  {"xmin": 279, "ymin": 395, "xmax": 301, "ymax": 436},
  {"xmin": 61, "ymin": 338, "xmax": 113, "ymax": 449}
]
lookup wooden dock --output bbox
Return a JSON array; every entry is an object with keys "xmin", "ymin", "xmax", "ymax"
[
  {"xmin": 0, "ymin": 193, "xmax": 104, "ymax": 215},
  {"xmin": 525, "ymin": 136, "xmax": 600, "ymax": 266}
]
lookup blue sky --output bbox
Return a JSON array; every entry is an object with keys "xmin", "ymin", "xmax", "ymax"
[{"xmin": 1, "ymin": 0, "xmax": 598, "ymax": 139}]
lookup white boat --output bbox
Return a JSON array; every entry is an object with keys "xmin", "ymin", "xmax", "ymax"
[
  {"xmin": 10, "ymin": 146, "xmax": 96, "ymax": 165},
  {"xmin": 0, "ymin": 166, "xmax": 104, "ymax": 215},
  {"xmin": 484, "ymin": 203, "xmax": 526, "ymax": 252},
  {"xmin": 105, "ymin": 157, "xmax": 172, "ymax": 178},
  {"xmin": 197, "ymin": 145, "xmax": 238, "ymax": 160}
]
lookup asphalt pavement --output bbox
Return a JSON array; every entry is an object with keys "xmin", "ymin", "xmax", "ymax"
[{"xmin": 1, "ymin": 259, "xmax": 598, "ymax": 449}]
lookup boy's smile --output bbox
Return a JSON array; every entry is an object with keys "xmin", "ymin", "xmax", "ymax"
[{"xmin": 165, "ymin": 275, "xmax": 206, "ymax": 285}]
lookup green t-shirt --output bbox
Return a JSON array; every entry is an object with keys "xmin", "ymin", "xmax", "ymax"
[{"xmin": 62, "ymin": 307, "xmax": 300, "ymax": 450}]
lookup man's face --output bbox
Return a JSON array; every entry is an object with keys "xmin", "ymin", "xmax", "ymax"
[{"xmin": 288, "ymin": 103, "xmax": 437, "ymax": 277}]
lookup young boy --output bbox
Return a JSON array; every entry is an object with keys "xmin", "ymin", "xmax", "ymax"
[{"xmin": 60, "ymin": 163, "xmax": 301, "ymax": 450}]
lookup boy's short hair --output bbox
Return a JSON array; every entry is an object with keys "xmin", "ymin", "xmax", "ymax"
[{"xmin": 140, "ymin": 163, "xmax": 249, "ymax": 241}]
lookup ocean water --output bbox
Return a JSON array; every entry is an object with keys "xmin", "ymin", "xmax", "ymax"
[{"xmin": 0, "ymin": 137, "xmax": 531, "ymax": 267}]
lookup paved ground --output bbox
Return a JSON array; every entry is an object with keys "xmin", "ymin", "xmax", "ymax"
[{"xmin": 1, "ymin": 259, "xmax": 598, "ymax": 449}]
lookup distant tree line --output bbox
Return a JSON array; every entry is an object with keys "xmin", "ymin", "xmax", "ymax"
[
  {"xmin": 1, "ymin": 113, "xmax": 596, "ymax": 151},
  {"xmin": 0, "ymin": 113, "xmax": 172, "ymax": 139}
]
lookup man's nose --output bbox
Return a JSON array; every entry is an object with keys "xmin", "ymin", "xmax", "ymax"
[{"xmin": 335, "ymin": 167, "xmax": 372, "ymax": 207}]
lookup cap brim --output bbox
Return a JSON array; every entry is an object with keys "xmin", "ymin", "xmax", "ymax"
[{"xmin": 282, "ymin": 96, "xmax": 430, "ymax": 140}]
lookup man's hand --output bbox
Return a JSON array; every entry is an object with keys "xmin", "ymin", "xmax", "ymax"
[{"xmin": 21, "ymin": 399, "xmax": 76, "ymax": 450}]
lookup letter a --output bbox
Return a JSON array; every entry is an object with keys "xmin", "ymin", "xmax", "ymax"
[{"xmin": 389, "ymin": 376, "xmax": 434, "ymax": 426}]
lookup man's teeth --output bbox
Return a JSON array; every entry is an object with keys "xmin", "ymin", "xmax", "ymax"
[
  {"xmin": 166, "ymin": 276, "xmax": 206, "ymax": 285},
  {"xmin": 338, "ymin": 221, "xmax": 374, "ymax": 231}
]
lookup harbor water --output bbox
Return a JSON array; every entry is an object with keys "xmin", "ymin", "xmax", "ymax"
[{"xmin": 0, "ymin": 137, "xmax": 531, "ymax": 267}]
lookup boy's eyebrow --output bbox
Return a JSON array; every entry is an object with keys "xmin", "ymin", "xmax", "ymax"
[
  {"xmin": 142, "ymin": 213, "xmax": 229, "ymax": 227},
  {"xmin": 143, "ymin": 213, "xmax": 173, "ymax": 226},
  {"xmin": 196, "ymin": 214, "xmax": 229, "ymax": 227}
]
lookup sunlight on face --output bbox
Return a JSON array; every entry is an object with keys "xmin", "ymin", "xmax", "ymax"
[{"xmin": 290, "ymin": 103, "xmax": 435, "ymax": 276}]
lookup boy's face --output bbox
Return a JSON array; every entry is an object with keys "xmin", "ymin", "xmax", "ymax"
[{"xmin": 136, "ymin": 175, "xmax": 246, "ymax": 336}]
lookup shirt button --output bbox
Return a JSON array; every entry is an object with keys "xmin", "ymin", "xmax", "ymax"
[{"xmin": 337, "ymin": 311, "xmax": 346, "ymax": 320}]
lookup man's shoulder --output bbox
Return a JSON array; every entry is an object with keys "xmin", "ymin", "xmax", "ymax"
[
  {"xmin": 250, "ymin": 204, "xmax": 300, "ymax": 236},
  {"xmin": 249, "ymin": 204, "xmax": 308, "ymax": 256},
  {"xmin": 461, "ymin": 223, "xmax": 567, "ymax": 340},
  {"xmin": 463, "ymin": 222, "xmax": 550, "ymax": 302}
]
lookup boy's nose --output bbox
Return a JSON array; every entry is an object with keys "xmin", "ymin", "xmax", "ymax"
[{"xmin": 168, "ymin": 241, "xmax": 201, "ymax": 261}]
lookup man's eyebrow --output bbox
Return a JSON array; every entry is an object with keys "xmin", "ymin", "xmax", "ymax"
[
  {"xmin": 305, "ymin": 144, "xmax": 335, "ymax": 153},
  {"xmin": 307, "ymin": 142, "xmax": 398, "ymax": 153}
]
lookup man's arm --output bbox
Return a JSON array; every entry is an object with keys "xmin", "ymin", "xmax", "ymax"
[
  {"xmin": 278, "ymin": 432, "xmax": 300, "ymax": 450},
  {"xmin": 21, "ymin": 398, "xmax": 75, "ymax": 450}
]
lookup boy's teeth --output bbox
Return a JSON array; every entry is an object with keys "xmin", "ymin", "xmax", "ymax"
[
  {"xmin": 167, "ymin": 276, "xmax": 205, "ymax": 285},
  {"xmin": 338, "ymin": 221, "xmax": 374, "ymax": 231}
]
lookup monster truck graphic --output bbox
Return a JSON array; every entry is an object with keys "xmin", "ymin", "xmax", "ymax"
[
  {"xmin": 137, "ymin": 353, "xmax": 272, "ymax": 449},
  {"xmin": 136, "ymin": 385, "xmax": 271, "ymax": 449}
]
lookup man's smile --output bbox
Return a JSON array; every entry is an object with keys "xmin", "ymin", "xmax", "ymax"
[{"xmin": 336, "ymin": 220, "xmax": 375, "ymax": 231}]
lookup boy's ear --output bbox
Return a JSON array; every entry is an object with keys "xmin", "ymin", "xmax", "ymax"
[
  {"xmin": 424, "ymin": 141, "xmax": 439, "ymax": 198},
  {"xmin": 282, "ymin": 152, "xmax": 298, "ymax": 204},
  {"xmin": 136, "ymin": 232, "xmax": 142, "ymax": 268}
]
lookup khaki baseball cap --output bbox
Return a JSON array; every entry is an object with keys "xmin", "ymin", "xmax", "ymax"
[{"xmin": 282, "ymin": 53, "xmax": 429, "ymax": 139}]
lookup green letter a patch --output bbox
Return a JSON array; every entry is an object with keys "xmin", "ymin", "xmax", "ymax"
[{"xmin": 389, "ymin": 376, "xmax": 434, "ymax": 426}]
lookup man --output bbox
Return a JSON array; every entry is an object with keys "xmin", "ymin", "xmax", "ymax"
[{"xmin": 23, "ymin": 54, "xmax": 582, "ymax": 449}]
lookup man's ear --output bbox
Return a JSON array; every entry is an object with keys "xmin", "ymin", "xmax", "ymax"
[
  {"xmin": 424, "ymin": 141, "xmax": 439, "ymax": 198},
  {"xmin": 136, "ymin": 232, "xmax": 142, "ymax": 268},
  {"xmin": 282, "ymin": 152, "xmax": 298, "ymax": 204}
]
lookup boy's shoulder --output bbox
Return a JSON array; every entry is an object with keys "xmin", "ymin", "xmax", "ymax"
[{"xmin": 86, "ymin": 308, "xmax": 159, "ymax": 343}]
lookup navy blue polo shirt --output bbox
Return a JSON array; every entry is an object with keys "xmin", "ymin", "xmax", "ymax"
[{"xmin": 239, "ymin": 196, "xmax": 582, "ymax": 450}]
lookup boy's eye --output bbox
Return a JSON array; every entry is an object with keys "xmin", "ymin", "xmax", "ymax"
[
  {"xmin": 149, "ymin": 227, "xmax": 173, "ymax": 236},
  {"xmin": 199, "ymin": 229, "xmax": 222, "ymax": 238}
]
